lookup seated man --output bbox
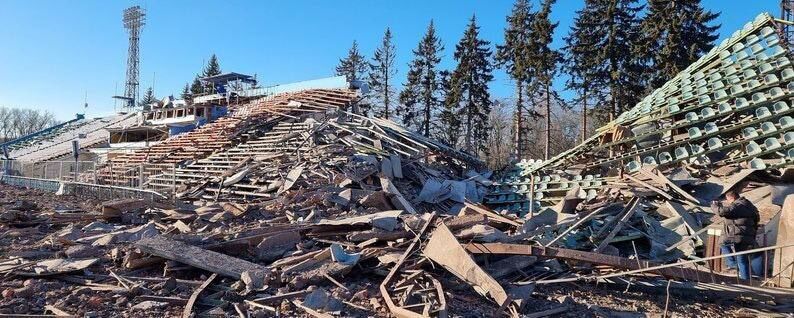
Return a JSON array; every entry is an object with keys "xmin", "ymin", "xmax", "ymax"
[{"xmin": 711, "ymin": 188, "xmax": 764, "ymax": 280}]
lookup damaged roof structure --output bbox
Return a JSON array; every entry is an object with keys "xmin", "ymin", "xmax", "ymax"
[{"xmin": 0, "ymin": 12, "xmax": 793, "ymax": 318}]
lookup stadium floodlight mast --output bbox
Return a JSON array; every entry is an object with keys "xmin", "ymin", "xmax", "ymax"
[{"xmin": 120, "ymin": 6, "xmax": 146, "ymax": 111}]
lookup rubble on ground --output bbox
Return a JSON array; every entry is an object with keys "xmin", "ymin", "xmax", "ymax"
[{"xmin": 1, "ymin": 12, "xmax": 793, "ymax": 317}]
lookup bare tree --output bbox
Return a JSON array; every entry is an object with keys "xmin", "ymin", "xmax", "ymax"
[
  {"xmin": 484, "ymin": 99, "xmax": 515, "ymax": 170},
  {"xmin": 0, "ymin": 106, "xmax": 59, "ymax": 142}
]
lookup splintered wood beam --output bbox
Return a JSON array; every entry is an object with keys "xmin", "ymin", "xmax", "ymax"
[
  {"xmin": 182, "ymin": 273, "xmax": 217, "ymax": 318},
  {"xmin": 136, "ymin": 235, "xmax": 268, "ymax": 279},
  {"xmin": 594, "ymin": 197, "xmax": 640, "ymax": 253},
  {"xmin": 464, "ymin": 243, "xmax": 739, "ymax": 285}
]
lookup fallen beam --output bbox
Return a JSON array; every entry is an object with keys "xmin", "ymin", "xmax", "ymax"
[
  {"xmin": 136, "ymin": 235, "xmax": 268, "ymax": 279},
  {"xmin": 465, "ymin": 243, "xmax": 738, "ymax": 284}
]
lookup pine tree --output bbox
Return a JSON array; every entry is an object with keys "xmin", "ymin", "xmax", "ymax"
[
  {"xmin": 181, "ymin": 83, "xmax": 191, "ymax": 103},
  {"xmin": 368, "ymin": 28, "xmax": 398, "ymax": 119},
  {"xmin": 563, "ymin": 3, "xmax": 605, "ymax": 143},
  {"xmin": 576, "ymin": 0, "xmax": 645, "ymax": 122},
  {"xmin": 397, "ymin": 21, "xmax": 444, "ymax": 137},
  {"xmin": 138, "ymin": 87, "xmax": 157, "ymax": 109},
  {"xmin": 437, "ymin": 70, "xmax": 460, "ymax": 147},
  {"xmin": 336, "ymin": 41, "xmax": 367, "ymax": 82},
  {"xmin": 190, "ymin": 76, "xmax": 203, "ymax": 95},
  {"xmin": 202, "ymin": 54, "xmax": 222, "ymax": 78},
  {"xmin": 638, "ymin": 0, "xmax": 719, "ymax": 89},
  {"xmin": 527, "ymin": 0, "xmax": 562, "ymax": 160},
  {"xmin": 448, "ymin": 15, "xmax": 494, "ymax": 154},
  {"xmin": 495, "ymin": 0, "xmax": 535, "ymax": 159}
]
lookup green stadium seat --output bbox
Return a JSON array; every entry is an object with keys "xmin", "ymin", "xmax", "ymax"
[
  {"xmin": 756, "ymin": 107, "xmax": 772, "ymax": 119},
  {"xmin": 764, "ymin": 137, "xmax": 781, "ymax": 150},
  {"xmin": 746, "ymin": 141, "xmax": 762, "ymax": 156},
  {"xmin": 785, "ymin": 132, "xmax": 794, "ymax": 145},
  {"xmin": 718, "ymin": 102, "xmax": 733, "ymax": 113},
  {"xmin": 749, "ymin": 158, "xmax": 767, "ymax": 169},
  {"xmin": 743, "ymin": 127, "xmax": 759, "ymax": 138},
  {"xmin": 761, "ymin": 122, "xmax": 778, "ymax": 133},
  {"xmin": 781, "ymin": 116, "xmax": 794, "ymax": 129},
  {"xmin": 773, "ymin": 101, "xmax": 789, "ymax": 113},
  {"xmin": 708, "ymin": 137, "xmax": 723, "ymax": 150}
]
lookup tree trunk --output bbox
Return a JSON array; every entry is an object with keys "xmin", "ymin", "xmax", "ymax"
[
  {"xmin": 515, "ymin": 81, "xmax": 524, "ymax": 160},
  {"xmin": 544, "ymin": 81, "xmax": 551, "ymax": 160},
  {"xmin": 582, "ymin": 83, "xmax": 588, "ymax": 144},
  {"xmin": 384, "ymin": 73, "xmax": 390, "ymax": 119}
]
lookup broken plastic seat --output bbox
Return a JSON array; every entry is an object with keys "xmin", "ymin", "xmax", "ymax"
[
  {"xmin": 690, "ymin": 144, "xmax": 705, "ymax": 154},
  {"xmin": 658, "ymin": 152, "xmax": 673, "ymax": 164},
  {"xmin": 749, "ymin": 158, "xmax": 767, "ymax": 169}
]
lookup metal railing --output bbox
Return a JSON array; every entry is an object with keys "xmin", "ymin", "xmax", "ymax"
[{"xmin": 1, "ymin": 159, "xmax": 179, "ymax": 197}]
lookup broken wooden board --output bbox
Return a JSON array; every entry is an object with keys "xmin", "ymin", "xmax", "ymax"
[
  {"xmin": 423, "ymin": 223, "xmax": 512, "ymax": 310},
  {"xmin": 182, "ymin": 273, "xmax": 217, "ymax": 318},
  {"xmin": 316, "ymin": 210, "xmax": 403, "ymax": 227},
  {"xmin": 379, "ymin": 214, "xmax": 443, "ymax": 318},
  {"xmin": 277, "ymin": 164, "xmax": 305, "ymax": 195},
  {"xmin": 380, "ymin": 177, "xmax": 417, "ymax": 214},
  {"xmin": 0, "ymin": 258, "xmax": 99, "ymax": 277},
  {"xmin": 136, "ymin": 235, "xmax": 268, "ymax": 279}
]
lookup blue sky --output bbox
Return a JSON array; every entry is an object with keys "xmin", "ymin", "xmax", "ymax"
[{"xmin": 0, "ymin": 0, "xmax": 779, "ymax": 120}]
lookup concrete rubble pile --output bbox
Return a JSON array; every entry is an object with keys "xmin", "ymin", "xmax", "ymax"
[{"xmin": 1, "ymin": 12, "xmax": 794, "ymax": 318}]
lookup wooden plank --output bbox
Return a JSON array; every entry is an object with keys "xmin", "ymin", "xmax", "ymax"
[
  {"xmin": 379, "ymin": 214, "xmax": 436, "ymax": 318},
  {"xmin": 545, "ymin": 206, "xmax": 606, "ymax": 247},
  {"xmin": 624, "ymin": 174, "xmax": 673, "ymax": 200},
  {"xmin": 182, "ymin": 273, "xmax": 216, "ymax": 318},
  {"xmin": 136, "ymin": 235, "xmax": 268, "ymax": 279},
  {"xmin": 595, "ymin": 198, "xmax": 640, "ymax": 253}
]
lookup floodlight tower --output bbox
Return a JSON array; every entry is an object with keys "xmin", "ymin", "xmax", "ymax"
[
  {"xmin": 782, "ymin": 0, "xmax": 794, "ymax": 51},
  {"xmin": 121, "ymin": 6, "xmax": 145, "ymax": 111}
]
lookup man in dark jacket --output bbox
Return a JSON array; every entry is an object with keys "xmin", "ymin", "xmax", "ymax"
[{"xmin": 712, "ymin": 189, "xmax": 763, "ymax": 279}]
